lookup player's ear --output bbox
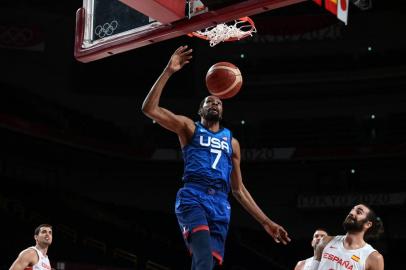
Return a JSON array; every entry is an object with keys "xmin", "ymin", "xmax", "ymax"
[{"xmin": 365, "ymin": 221, "xmax": 373, "ymax": 230}]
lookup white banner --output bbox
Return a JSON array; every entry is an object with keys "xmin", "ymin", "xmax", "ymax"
[
  {"xmin": 151, "ymin": 147, "xmax": 295, "ymax": 161},
  {"xmin": 298, "ymin": 192, "xmax": 406, "ymax": 208}
]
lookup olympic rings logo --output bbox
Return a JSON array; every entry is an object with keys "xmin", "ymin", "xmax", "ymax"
[
  {"xmin": 94, "ymin": 20, "xmax": 118, "ymax": 38},
  {"xmin": 0, "ymin": 25, "xmax": 39, "ymax": 47}
]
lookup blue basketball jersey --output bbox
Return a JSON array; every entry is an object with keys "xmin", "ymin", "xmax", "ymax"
[{"xmin": 182, "ymin": 122, "xmax": 233, "ymax": 192}]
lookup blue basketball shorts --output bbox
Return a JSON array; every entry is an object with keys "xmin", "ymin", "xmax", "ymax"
[{"xmin": 175, "ymin": 183, "xmax": 231, "ymax": 265}]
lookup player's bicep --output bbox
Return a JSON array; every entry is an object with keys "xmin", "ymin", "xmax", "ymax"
[
  {"xmin": 231, "ymin": 137, "xmax": 241, "ymax": 162},
  {"xmin": 230, "ymin": 138, "xmax": 244, "ymax": 192}
]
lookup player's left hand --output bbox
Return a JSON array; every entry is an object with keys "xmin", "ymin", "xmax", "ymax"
[{"xmin": 262, "ymin": 219, "xmax": 291, "ymax": 245}]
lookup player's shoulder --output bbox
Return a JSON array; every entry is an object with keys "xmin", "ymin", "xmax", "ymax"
[
  {"xmin": 19, "ymin": 247, "xmax": 38, "ymax": 259},
  {"xmin": 294, "ymin": 259, "xmax": 306, "ymax": 270},
  {"xmin": 179, "ymin": 115, "xmax": 195, "ymax": 125},
  {"xmin": 231, "ymin": 137, "xmax": 239, "ymax": 146},
  {"xmin": 222, "ymin": 125, "xmax": 233, "ymax": 134},
  {"xmin": 178, "ymin": 115, "xmax": 196, "ymax": 131},
  {"xmin": 14, "ymin": 247, "xmax": 40, "ymax": 267},
  {"xmin": 366, "ymin": 250, "xmax": 384, "ymax": 270},
  {"xmin": 368, "ymin": 250, "xmax": 384, "ymax": 262}
]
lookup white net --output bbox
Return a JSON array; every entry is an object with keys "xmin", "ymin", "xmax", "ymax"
[{"xmin": 193, "ymin": 18, "xmax": 257, "ymax": 47}]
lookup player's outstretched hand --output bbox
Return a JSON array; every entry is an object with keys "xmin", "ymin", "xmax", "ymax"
[
  {"xmin": 166, "ymin": 45, "xmax": 193, "ymax": 73},
  {"xmin": 263, "ymin": 219, "xmax": 291, "ymax": 245}
]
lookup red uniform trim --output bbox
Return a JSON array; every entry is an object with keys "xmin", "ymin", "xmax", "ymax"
[
  {"xmin": 212, "ymin": 251, "xmax": 223, "ymax": 265},
  {"xmin": 192, "ymin": 225, "xmax": 209, "ymax": 234}
]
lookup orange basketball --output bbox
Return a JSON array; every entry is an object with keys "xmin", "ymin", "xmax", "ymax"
[{"xmin": 205, "ymin": 62, "xmax": 243, "ymax": 99}]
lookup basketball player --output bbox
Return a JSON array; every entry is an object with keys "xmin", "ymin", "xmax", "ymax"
[
  {"xmin": 309, "ymin": 204, "xmax": 384, "ymax": 270},
  {"xmin": 9, "ymin": 224, "xmax": 53, "ymax": 270},
  {"xmin": 142, "ymin": 45, "xmax": 290, "ymax": 270},
  {"xmin": 294, "ymin": 228, "xmax": 328, "ymax": 270}
]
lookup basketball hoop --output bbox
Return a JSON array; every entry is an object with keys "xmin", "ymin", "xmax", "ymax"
[{"xmin": 188, "ymin": 17, "xmax": 257, "ymax": 47}]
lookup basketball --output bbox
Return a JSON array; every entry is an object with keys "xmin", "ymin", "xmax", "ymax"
[{"xmin": 205, "ymin": 62, "xmax": 243, "ymax": 99}]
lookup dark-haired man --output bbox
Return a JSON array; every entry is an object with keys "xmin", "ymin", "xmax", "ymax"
[
  {"xmin": 9, "ymin": 224, "xmax": 53, "ymax": 270},
  {"xmin": 294, "ymin": 228, "xmax": 328, "ymax": 270},
  {"xmin": 142, "ymin": 45, "xmax": 290, "ymax": 270},
  {"xmin": 310, "ymin": 204, "xmax": 384, "ymax": 270}
]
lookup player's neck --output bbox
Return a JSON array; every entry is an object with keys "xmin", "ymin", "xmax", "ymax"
[
  {"xmin": 35, "ymin": 244, "xmax": 48, "ymax": 256},
  {"xmin": 201, "ymin": 119, "xmax": 220, "ymax": 132},
  {"xmin": 344, "ymin": 232, "xmax": 366, "ymax": 250}
]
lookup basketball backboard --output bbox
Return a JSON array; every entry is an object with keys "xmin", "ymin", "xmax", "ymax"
[{"xmin": 74, "ymin": 0, "xmax": 307, "ymax": 63}]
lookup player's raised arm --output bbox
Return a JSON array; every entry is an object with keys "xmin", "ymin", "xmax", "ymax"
[
  {"xmin": 230, "ymin": 137, "xmax": 291, "ymax": 245},
  {"xmin": 142, "ymin": 45, "xmax": 194, "ymax": 138}
]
